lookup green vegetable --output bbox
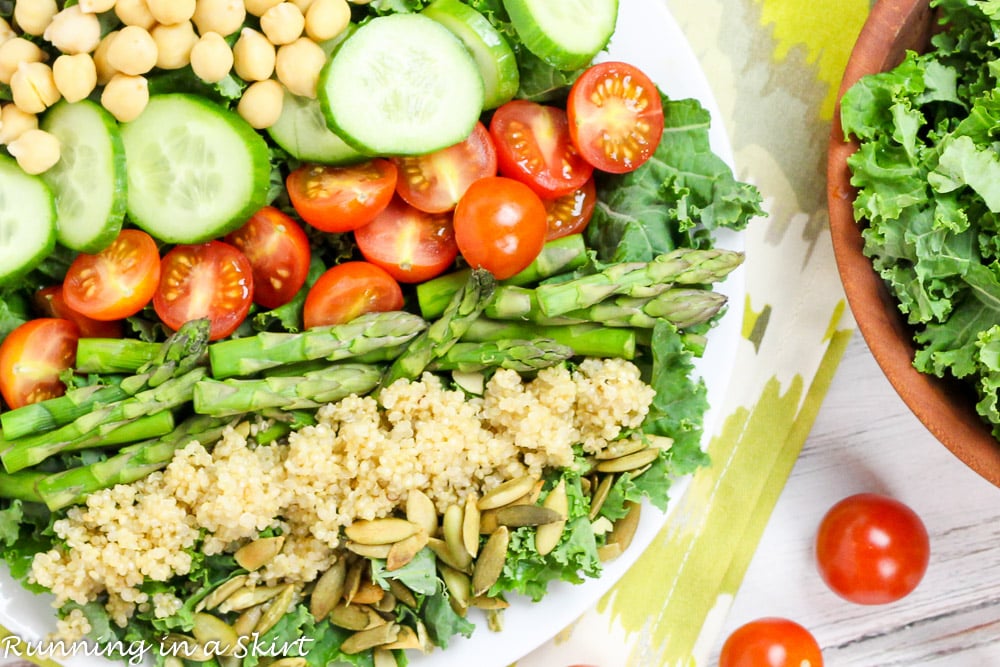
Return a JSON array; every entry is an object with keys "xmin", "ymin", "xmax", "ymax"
[
  {"xmin": 0, "ymin": 155, "xmax": 56, "ymax": 286},
  {"xmin": 501, "ymin": 0, "xmax": 618, "ymax": 71},
  {"xmin": 839, "ymin": 0, "xmax": 1000, "ymax": 435}
]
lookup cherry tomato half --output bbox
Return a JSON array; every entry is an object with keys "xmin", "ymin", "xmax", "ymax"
[
  {"xmin": 225, "ymin": 206, "xmax": 312, "ymax": 310},
  {"xmin": 453, "ymin": 176, "xmax": 547, "ymax": 280},
  {"xmin": 567, "ymin": 61, "xmax": 665, "ymax": 174},
  {"xmin": 490, "ymin": 99, "xmax": 593, "ymax": 198},
  {"xmin": 815, "ymin": 493, "xmax": 930, "ymax": 605},
  {"xmin": 153, "ymin": 241, "xmax": 254, "ymax": 341},
  {"xmin": 35, "ymin": 286, "xmax": 123, "ymax": 339},
  {"xmin": 354, "ymin": 196, "xmax": 459, "ymax": 284},
  {"xmin": 544, "ymin": 178, "xmax": 597, "ymax": 240},
  {"xmin": 719, "ymin": 617, "xmax": 823, "ymax": 667},
  {"xmin": 303, "ymin": 261, "xmax": 404, "ymax": 328},
  {"xmin": 0, "ymin": 318, "xmax": 79, "ymax": 409},
  {"xmin": 286, "ymin": 159, "xmax": 398, "ymax": 233},
  {"xmin": 62, "ymin": 229, "xmax": 161, "ymax": 321},
  {"xmin": 393, "ymin": 122, "xmax": 497, "ymax": 213}
]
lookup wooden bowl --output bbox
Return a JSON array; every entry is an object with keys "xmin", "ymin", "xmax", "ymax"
[{"xmin": 827, "ymin": 0, "xmax": 1000, "ymax": 486}]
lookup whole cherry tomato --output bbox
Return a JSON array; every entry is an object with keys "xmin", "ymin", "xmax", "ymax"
[{"xmin": 719, "ymin": 617, "xmax": 823, "ymax": 667}]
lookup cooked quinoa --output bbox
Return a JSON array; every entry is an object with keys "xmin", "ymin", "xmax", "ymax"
[{"xmin": 30, "ymin": 358, "xmax": 656, "ymax": 632}]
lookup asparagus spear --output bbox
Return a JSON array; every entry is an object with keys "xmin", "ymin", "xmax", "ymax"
[
  {"xmin": 0, "ymin": 470, "xmax": 46, "ymax": 503},
  {"xmin": 461, "ymin": 319, "xmax": 636, "ymax": 360},
  {"xmin": 1, "ymin": 382, "xmax": 127, "ymax": 440},
  {"xmin": 428, "ymin": 339, "xmax": 575, "ymax": 372},
  {"xmin": 208, "ymin": 310, "xmax": 428, "ymax": 379},
  {"xmin": 535, "ymin": 247, "xmax": 744, "ymax": 317},
  {"xmin": 74, "ymin": 338, "xmax": 160, "ymax": 375},
  {"xmin": 193, "ymin": 363, "xmax": 382, "ymax": 417},
  {"xmin": 381, "ymin": 269, "xmax": 496, "ymax": 388},
  {"xmin": 36, "ymin": 415, "xmax": 234, "ymax": 511}
]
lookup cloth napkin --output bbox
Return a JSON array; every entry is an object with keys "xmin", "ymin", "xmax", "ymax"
[{"xmin": 517, "ymin": 0, "xmax": 868, "ymax": 664}]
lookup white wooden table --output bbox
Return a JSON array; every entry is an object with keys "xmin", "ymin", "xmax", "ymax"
[{"xmin": 711, "ymin": 332, "xmax": 1000, "ymax": 664}]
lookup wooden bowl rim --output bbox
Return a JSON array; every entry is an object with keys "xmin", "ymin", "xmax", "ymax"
[{"xmin": 826, "ymin": 0, "xmax": 1000, "ymax": 486}]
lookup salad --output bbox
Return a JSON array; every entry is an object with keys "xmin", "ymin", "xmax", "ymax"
[
  {"xmin": 0, "ymin": 0, "xmax": 764, "ymax": 665},
  {"xmin": 841, "ymin": 0, "xmax": 1000, "ymax": 439}
]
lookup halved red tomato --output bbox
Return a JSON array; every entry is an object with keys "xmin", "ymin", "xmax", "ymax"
[
  {"xmin": 392, "ymin": 122, "xmax": 497, "ymax": 213},
  {"xmin": 34, "ymin": 286, "xmax": 123, "ymax": 339},
  {"xmin": 544, "ymin": 178, "xmax": 597, "ymax": 240},
  {"xmin": 225, "ymin": 206, "xmax": 312, "ymax": 309},
  {"xmin": 286, "ymin": 160, "xmax": 397, "ymax": 233},
  {"xmin": 567, "ymin": 61, "xmax": 665, "ymax": 174},
  {"xmin": 62, "ymin": 228, "xmax": 161, "ymax": 321},
  {"xmin": 303, "ymin": 261, "xmax": 404, "ymax": 328},
  {"xmin": 489, "ymin": 99, "xmax": 593, "ymax": 198},
  {"xmin": 354, "ymin": 196, "xmax": 459, "ymax": 284},
  {"xmin": 453, "ymin": 176, "xmax": 547, "ymax": 280},
  {"xmin": 153, "ymin": 241, "xmax": 254, "ymax": 340},
  {"xmin": 0, "ymin": 318, "xmax": 79, "ymax": 409}
]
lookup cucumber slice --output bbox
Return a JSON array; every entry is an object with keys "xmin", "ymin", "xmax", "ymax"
[
  {"xmin": 318, "ymin": 14, "xmax": 485, "ymax": 156},
  {"xmin": 267, "ymin": 90, "xmax": 368, "ymax": 165},
  {"xmin": 421, "ymin": 0, "xmax": 519, "ymax": 109},
  {"xmin": 502, "ymin": 0, "xmax": 618, "ymax": 70},
  {"xmin": 41, "ymin": 100, "xmax": 127, "ymax": 253},
  {"xmin": 0, "ymin": 155, "xmax": 55, "ymax": 285},
  {"xmin": 120, "ymin": 94, "xmax": 271, "ymax": 244}
]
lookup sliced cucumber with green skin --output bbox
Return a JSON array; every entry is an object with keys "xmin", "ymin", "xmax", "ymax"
[
  {"xmin": 41, "ymin": 100, "xmax": 127, "ymax": 253},
  {"xmin": 0, "ymin": 155, "xmax": 55, "ymax": 285},
  {"xmin": 502, "ymin": 0, "xmax": 619, "ymax": 71},
  {"xmin": 268, "ymin": 90, "xmax": 369, "ymax": 165},
  {"xmin": 318, "ymin": 13, "xmax": 485, "ymax": 156},
  {"xmin": 421, "ymin": 0, "xmax": 519, "ymax": 109},
  {"xmin": 120, "ymin": 94, "xmax": 271, "ymax": 244}
]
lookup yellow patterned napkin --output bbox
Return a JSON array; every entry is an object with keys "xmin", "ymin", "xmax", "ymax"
[{"xmin": 518, "ymin": 1, "xmax": 868, "ymax": 664}]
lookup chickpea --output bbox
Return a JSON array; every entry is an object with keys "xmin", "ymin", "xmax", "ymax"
[
  {"xmin": 260, "ymin": 3, "xmax": 305, "ymax": 46},
  {"xmin": 275, "ymin": 37, "xmax": 325, "ymax": 98},
  {"xmin": 93, "ymin": 30, "xmax": 120, "ymax": 85},
  {"xmin": 151, "ymin": 20, "xmax": 198, "ymax": 70},
  {"xmin": 304, "ymin": 0, "xmax": 350, "ymax": 42},
  {"xmin": 53, "ymin": 53, "xmax": 98, "ymax": 103},
  {"xmin": 14, "ymin": 0, "xmax": 58, "ymax": 37},
  {"xmin": 101, "ymin": 73, "xmax": 149, "ymax": 122},
  {"xmin": 115, "ymin": 0, "xmax": 156, "ymax": 29},
  {"xmin": 107, "ymin": 26, "xmax": 158, "ymax": 76},
  {"xmin": 11, "ymin": 61, "xmax": 60, "ymax": 114},
  {"xmin": 192, "ymin": 0, "xmax": 246, "ymax": 37},
  {"xmin": 289, "ymin": 0, "xmax": 315, "ymax": 11},
  {"xmin": 0, "ymin": 103, "xmax": 38, "ymax": 145},
  {"xmin": 237, "ymin": 79, "xmax": 284, "ymax": 129},
  {"xmin": 146, "ymin": 0, "xmax": 196, "ymax": 26},
  {"xmin": 44, "ymin": 5, "xmax": 103, "ymax": 55},
  {"xmin": 7, "ymin": 128, "xmax": 60, "ymax": 175},
  {"xmin": 233, "ymin": 28, "xmax": 275, "ymax": 81},
  {"xmin": 190, "ymin": 32, "xmax": 234, "ymax": 84},
  {"xmin": 0, "ymin": 18, "xmax": 16, "ymax": 46},
  {"xmin": 0, "ymin": 37, "xmax": 46, "ymax": 85},
  {"xmin": 78, "ymin": 0, "xmax": 118, "ymax": 13},
  {"xmin": 245, "ymin": 0, "xmax": 284, "ymax": 16}
]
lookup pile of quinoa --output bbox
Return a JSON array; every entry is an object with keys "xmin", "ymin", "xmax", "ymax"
[{"xmin": 30, "ymin": 358, "xmax": 656, "ymax": 633}]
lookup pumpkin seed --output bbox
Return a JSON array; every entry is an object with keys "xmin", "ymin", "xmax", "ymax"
[
  {"xmin": 232, "ymin": 605, "xmax": 263, "ymax": 637},
  {"xmin": 487, "ymin": 608, "xmax": 504, "ymax": 632},
  {"xmin": 470, "ymin": 595, "xmax": 510, "ymax": 610},
  {"xmin": 439, "ymin": 564, "xmax": 471, "ymax": 611},
  {"xmin": 192, "ymin": 613, "xmax": 238, "ymax": 656},
  {"xmin": 329, "ymin": 603, "xmax": 373, "ymax": 631},
  {"xmin": 588, "ymin": 473, "xmax": 614, "ymax": 520},
  {"xmin": 160, "ymin": 634, "xmax": 212, "ymax": 663},
  {"xmin": 608, "ymin": 501, "xmax": 641, "ymax": 553},
  {"xmin": 442, "ymin": 504, "xmax": 472, "ymax": 570},
  {"xmin": 597, "ymin": 542, "xmax": 623, "ymax": 562},
  {"xmin": 382, "ymin": 624, "xmax": 423, "ymax": 650},
  {"xmin": 594, "ymin": 447, "xmax": 660, "ymax": 473},
  {"xmin": 387, "ymin": 579, "xmax": 418, "ymax": 609},
  {"xmin": 462, "ymin": 493, "xmax": 481, "ymax": 557},
  {"xmin": 340, "ymin": 623, "xmax": 400, "ymax": 655},
  {"xmin": 386, "ymin": 529, "xmax": 429, "ymax": 571},
  {"xmin": 477, "ymin": 474, "xmax": 536, "ymax": 510},
  {"xmin": 234, "ymin": 536, "xmax": 285, "ymax": 571},
  {"xmin": 351, "ymin": 580, "xmax": 385, "ymax": 606},
  {"xmin": 254, "ymin": 584, "xmax": 295, "ymax": 636},
  {"xmin": 427, "ymin": 536, "xmax": 471, "ymax": 572},
  {"xmin": 373, "ymin": 648, "xmax": 397, "ymax": 667},
  {"xmin": 535, "ymin": 479, "xmax": 568, "ymax": 556},
  {"xmin": 479, "ymin": 508, "xmax": 500, "ymax": 535},
  {"xmin": 269, "ymin": 659, "xmax": 308, "ymax": 667},
  {"xmin": 405, "ymin": 489, "xmax": 438, "ymax": 537},
  {"xmin": 344, "ymin": 518, "xmax": 419, "ymax": 546},
  {"xmin": 346, "ymin": 542, "xmax": 393, "ymax": 559},
  {"xmin": 373, "ymin": 591, "xmax": 397, "ymax": 614},
  {"xmin": 309, "ymin": 559, "xmax": 346, "ymax": 621},
  {"xmin": 472, "ymin": 526, "xmax": 509, "ymax": 596},
  {"xmin": 595, "ymin": 437, "xmax": 647, "ymax": 460},
  {"xmin": 495, "ymin": 504, "xmax": 562, "ymax": 528},
  {"xmin": 217, "ymin": 585, "xmax": 284, "ymax": 613},
  {"xmin": 344, "ymin": 558, "xmax": 364, "ymax": 603},
  {"xmin": 198, "ymin": 574, "xmax": 248, "ymax": 612}
]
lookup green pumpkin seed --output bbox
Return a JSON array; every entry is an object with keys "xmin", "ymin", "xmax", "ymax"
[
  {"xmin": 329, "ymin": 603, "xmax": 373, "ymax": 631},
  {"xmin": 470, "ymin": 595, "xmax": 510, "ymax": 610},
  {"xmin": 588, "ymin": 474, "xmax": 614, "ymax": 520},
  {"xmin": 594, "ymin": 447, "xmax": 660, "ymax": 473},
  {"xmin": 373, "ymin": 649, "xmax": 397, "ymax": 667},
  {"xmin": 405, "ymin": 489, "xmax": 438, "ymax": 537},
  {"xmin": 269, "ymin": 659, "xmax": 308, "ymax": 667},
  {"xmin": 234, "ymin": 536, "xmax": 285, "ymax": 572},
  {"xmin": 192, "ymin": 613, "xmax": 238, "ymax": 656},
  {"xmin": 340, "ymin": 623, "xmax": 400, "ymax": 655},
  {"xmin": 346, "ymin": 542, "xmax": 393, "ymax": 559},
  {"xmin": 439, "ymin": 564, "xmax": 471, "ymax": 610},
  {"xmin": 254, "ymin": 584, "xmax": 295, "ymax": 636},
  {"xmin": 386, "ymin": 529, "xmax": 429, "ymax": 571},
  {"xmin": 495, "ymin": 504, "xmax": 562, "ymax": 528},
  {"xmin": 427, "ymin": 536, "xmax": 471, "ymax": 572},
  {"xmin": 608, "ymin": 501, "xmax": 641, "ymax": 553},
  {"xmin": 232, "ymin": 605, "xmax": 263, "ymax": 637},
  {"xmin": 344, "ymin": 518, "xmax": 419, "ymax": 545},
  {"xmin": 477, "ymin": 475, "xmax": 536, "ymax": 510},
  {"xmin": 382, "ymin": 624, "xmax": 423, "ymax": 650},
  {"xmin": 472, "ymin": 526, "xmax": 509, "ymax": 596},
  {"xmin": 442, "ymin": 504, "xmax": 472, "ymax": 569},
  {"xmin": 309, "ymin": 559, "xmax": 346, "ymax": 621},
  {"xmin": 462, "ymin": 493, "xmax": 481, "ymax": 557},
  {"xmin": 595, "ymin": 437, "xmax": 647, "ymax": 460},
  {"xmin": 387, "ymin": 579, "xmax": 418, "ymax": 609},
  {"xmin": 160, "ymin": 635, "xmax": 212, "ymax": 663},
  {"xmin": 535, "ymin": 479, "xmax": 568, "ymax": 556},
  {"xmin": 217, "ymin": 585, "xmax": 284, "ymax": 613},
  {"xmin": 198, "ymin": 574, "xmax": 248, "ymax": 612}
]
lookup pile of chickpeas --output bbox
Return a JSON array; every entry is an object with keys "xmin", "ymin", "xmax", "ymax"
[{"xmin": 0, "ymin": 0, "xmax": 359, "ymax": 176}]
